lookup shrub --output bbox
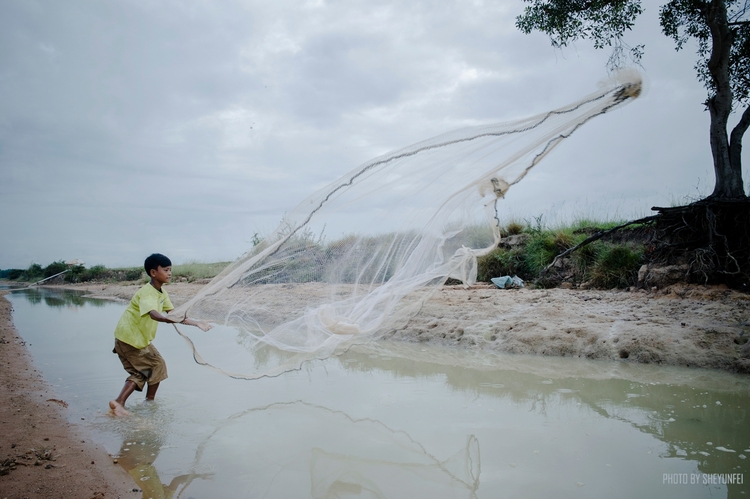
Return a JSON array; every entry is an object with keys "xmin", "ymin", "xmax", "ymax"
[
  {"xmin": 477, "ymin": 248, "xmax": 525, "ymax": 281},
  {"xmin": 522, "ymin": 233, "xmax": 558, "ymax": 275},
  {"xmin": 507, "ymin": 222, "xmax": 524, "ymax": 235},
  {"xmin": 64, "ymin": 265, "xmax": 86, "ymax": 283},
  {"xmin": 575, "ymin": 240, "xmax": 600, "ymax": 264},
  {"xmin": 474, "ymin": 216, "xmax": 649, "ymax": 289},
  {"xmin": 85, "ymin": 265, "xmax": 108, "ymax": 281},
  {"xmin": 123, "ymin": 268, "xmax": 144, "ymax": 281},
  {"xmin": 43, "ymin": 260, "xmax": 68, "ymax": 278},
  {"xmin": 7, "ymin": 269, "xmax": 23, "ymax": 280},
  {"xmin": 551, "ymin": 230, "xmax": 575, "ymax": 252},
  {"xmin": 589, "ymin": 245, "xmax": 643, "ymax": 288},
  {"xmin": 504, "ymin": 222, "xmax": 525, "ymax": 236},
  {"xmin": 25, "ymin": 263, "xmax": 44, "ymax": 280}
]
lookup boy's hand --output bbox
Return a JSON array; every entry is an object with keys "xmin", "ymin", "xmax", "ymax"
[{"xmin": 181, "ymin": 317, "xmax": 213, "ymax": 332}]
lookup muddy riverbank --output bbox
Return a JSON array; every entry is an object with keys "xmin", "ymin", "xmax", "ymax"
[{"xmin": 0, "ymin": 292, "xmax": 134, "ymax": 499}]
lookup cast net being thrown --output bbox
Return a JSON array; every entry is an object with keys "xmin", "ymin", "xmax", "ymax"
[{"xmin": 172, "ymin": 72, "xmax": 642, "ymax": 379}]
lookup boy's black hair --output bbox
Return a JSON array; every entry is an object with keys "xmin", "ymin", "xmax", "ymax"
[{"xmin": 144, "ymin": 253, "xmax": 172, "ymax": 275}]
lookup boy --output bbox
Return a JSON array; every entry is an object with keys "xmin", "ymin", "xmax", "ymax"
[{"xmin": 109, "ymin": 253, "xmax": 210, "ymax": 416}]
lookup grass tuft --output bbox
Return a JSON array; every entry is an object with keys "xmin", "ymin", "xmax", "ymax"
[
  {"xmin": 505, "ymin": 222, "xmax": 524, "ymax": 236},
  {"xmin": 477, "ymin": 248, "xmax": 525, "ymax": 281},
  {"xmin": 589, "ymin": 245, "xmax": 643, "ymax": 289}
]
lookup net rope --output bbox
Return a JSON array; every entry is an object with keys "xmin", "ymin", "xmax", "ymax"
[{"xmin": 172, "ymin": 71, "xmax": 642, "ymax": 379}]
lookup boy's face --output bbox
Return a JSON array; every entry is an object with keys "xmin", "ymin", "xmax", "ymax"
[{"xmin": 150, "ymin": 265, "xmax": 172, "ymax": 284}]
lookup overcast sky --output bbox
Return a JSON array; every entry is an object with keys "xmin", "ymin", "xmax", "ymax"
[{"xmin": 1, "ymin": 0, "xmax": 747, "ymax": 269}]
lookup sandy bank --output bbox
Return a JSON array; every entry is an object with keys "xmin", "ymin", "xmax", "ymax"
[
  {"xmin": 57, "ymin": 280, "xmax": 750, "ymax": 374},
  {"xmin": 391, "ymin": 284, "xmax": 750, "ymax": 373}
]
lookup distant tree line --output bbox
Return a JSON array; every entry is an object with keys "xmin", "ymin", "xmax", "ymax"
[
  {"xmin": 1, "ymin": 260, "xmax": 230, "ymax": 284},
  {"xmin": 0, "ymin": 261, "xmax": 142, "ymax": 283}
]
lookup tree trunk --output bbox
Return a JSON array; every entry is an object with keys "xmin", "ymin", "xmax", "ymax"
[
  {"xmin": 706, "ymin": 0, "xmax": 747, "ymax": 199},
  {"xmin": 729, "ymin": 105, "xmax": 750, "ymax": 196}
]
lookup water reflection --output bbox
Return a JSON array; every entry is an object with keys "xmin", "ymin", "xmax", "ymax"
[
  {"xmin": 339, "ymin": 344, "xmax": 750, "ymax": 496},
  {"xmin": 110, "ymin": 404, "xmax": 212, "ymax": 499},
  {"xmin": 185, "ymin": 401, "xmax": 480, "ymax": 499},
  {"xmin": 9, "ymin": 287, "xmax": 108, "ymax": 308},
  {"xmin": 0, "ymin": 283, "xmax": 26, "ymax": 290}
]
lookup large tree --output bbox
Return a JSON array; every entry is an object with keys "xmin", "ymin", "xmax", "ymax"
[{"xmin": 516, "ymin": 0, "xmax": 750, "ymax": 200}]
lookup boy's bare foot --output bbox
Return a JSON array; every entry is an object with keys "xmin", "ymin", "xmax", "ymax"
[{"xmin": 109, "ymin": 400, "xmax": 129, "ymax": 417}]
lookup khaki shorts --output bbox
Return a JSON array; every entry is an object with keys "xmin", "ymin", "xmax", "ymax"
[{"xmin": 113, "ymin": 339, "xmax": 168, "ymax": 391}]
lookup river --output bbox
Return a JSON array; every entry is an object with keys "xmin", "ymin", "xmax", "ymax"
[{"xmin": 6, "ymin": 287, "xmax": 749, "ymax": 498}]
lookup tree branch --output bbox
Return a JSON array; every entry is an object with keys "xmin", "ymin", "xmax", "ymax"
[
  {"xmin": 729, "ymin": 104, "xmax": 750, "ymax": 184},
  {"xmin": 731, "ymin": 104, "xmax": 750, "ymax": 143}
]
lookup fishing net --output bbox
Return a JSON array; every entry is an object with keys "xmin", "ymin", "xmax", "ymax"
[{"xmin": 172, "ymin": 71, "xmax": 642, "ymax": 379}]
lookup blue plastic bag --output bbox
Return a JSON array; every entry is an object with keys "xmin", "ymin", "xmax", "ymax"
[{"xmin": 491, "ymin": 275, "xmax": 524, "ymax": 289}]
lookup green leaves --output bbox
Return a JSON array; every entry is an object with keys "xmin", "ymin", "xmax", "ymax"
[
  {"xmin": 516, "ymin": 0, "xmax": 748, "ymax": 102},
  {"xmin": 660, "ymin": 0, "xmax": 749, "ymax": 103},
  {"xmin": 516, "ymin": 0, "xmax": 644, "ymax": 65}
]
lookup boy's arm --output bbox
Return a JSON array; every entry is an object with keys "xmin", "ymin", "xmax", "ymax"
[{"xmin": 149, "ymin": 310, "xmax": 213, "ymax": 331}]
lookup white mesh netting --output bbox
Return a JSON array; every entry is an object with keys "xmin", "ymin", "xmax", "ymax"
[{"xmin": 172, "ymin": 72, "xmax": 642, "ymax": 379}]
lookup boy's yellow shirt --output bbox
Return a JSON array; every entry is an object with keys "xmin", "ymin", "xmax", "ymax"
[{"xmin": 114, "ymin": 283, "xmax": 174, "ymax": 349}]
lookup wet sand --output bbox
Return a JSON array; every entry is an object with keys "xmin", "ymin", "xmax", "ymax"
[{"xmin": 1, "ymin": 280, "xmax": 748, "ymax": 497}]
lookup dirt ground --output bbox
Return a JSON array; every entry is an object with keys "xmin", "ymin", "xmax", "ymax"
[
  {"xmin": 2, "ymin": 280, "xmax": 749, "ymax": 497},
  {"xmin": 0, "ymin": 292, "xmax": 135, "ymax": 499}
]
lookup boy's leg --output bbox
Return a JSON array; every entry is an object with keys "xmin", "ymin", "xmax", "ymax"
[
  {"xmin": 112, "ymin": 340, "xmax": 167, "ymax": 410},
  {"xmin": 142, "ymin": 344, "xmax": 167, "ymax": 401},
  {"xmin": 145, "ymin": 382, "xmax": 160, "ymax": 401},
  {"xmin": 112, "ymin": 339, "xmax": 149, "ymax": 416},
  {"xmin": 110, "ymin": 380, "xmax": 137, "ymax": 416}
]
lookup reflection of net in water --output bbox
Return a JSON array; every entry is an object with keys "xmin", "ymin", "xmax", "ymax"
[
  {"xmin": 173, "ymin": 72, "xmax": 641, "ymax": 379},
  {"xmin": 183, "ymin": 401, "xmax": 480, "ymax": 499}
]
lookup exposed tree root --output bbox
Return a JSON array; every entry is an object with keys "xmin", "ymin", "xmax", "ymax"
[
  {"xmin": 650, "ymin": 199, "xmax": 750, "ymax": 289},
  {"xmin": 539, "ymin": 199, "xmax": 750, "ymax": 290}
]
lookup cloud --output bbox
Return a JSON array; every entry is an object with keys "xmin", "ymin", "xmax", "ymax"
[{"xmin": 0, "ymin": 0, "xmax": 746, "ymax": 268}]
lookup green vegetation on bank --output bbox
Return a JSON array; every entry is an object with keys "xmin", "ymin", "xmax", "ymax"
[
  {"xmin": 477, "ymin": 217, "xmax": 647, "ymax": 289},
  {"xmin": 0, "ymin": 260, "xmax": 231, "ymax": 284},
  {"xmin": 1, "ymin": 218, "xmax": 647, "ymax": 289}
]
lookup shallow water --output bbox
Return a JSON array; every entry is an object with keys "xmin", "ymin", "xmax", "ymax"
[{"xmin": 6, "ymin": 287, "xmax": 750, "ymax": 498}]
